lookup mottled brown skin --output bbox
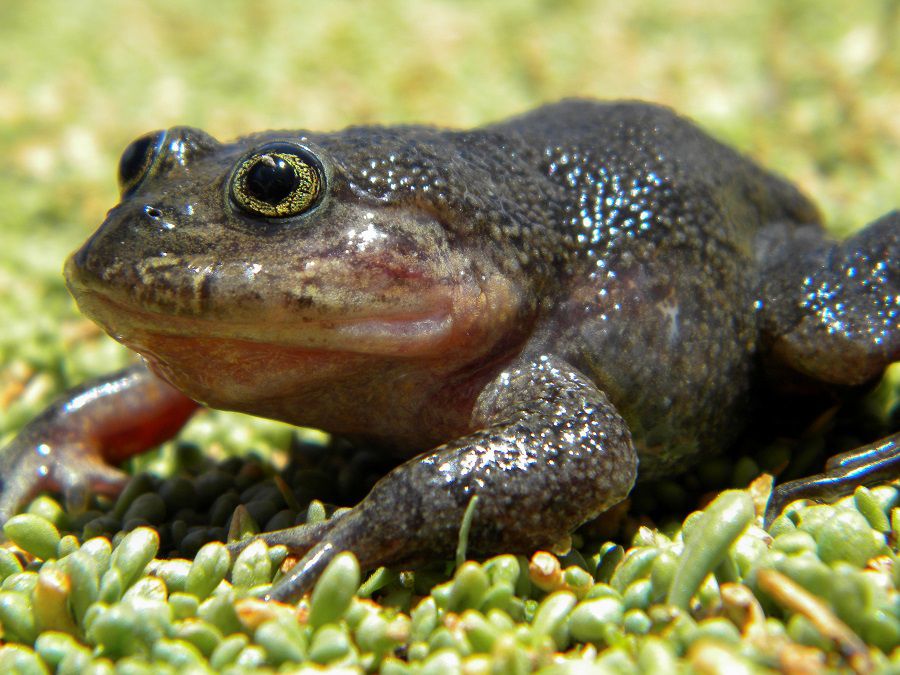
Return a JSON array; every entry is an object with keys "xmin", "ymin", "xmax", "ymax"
[{"xmin": 1, "ymin": 100, "xmax": 897, "ymax": 601}]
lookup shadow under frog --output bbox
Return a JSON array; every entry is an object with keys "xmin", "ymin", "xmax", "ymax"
[{"xmin": 1, "ymin": 100, "xmax": 897, "ymax": 601}]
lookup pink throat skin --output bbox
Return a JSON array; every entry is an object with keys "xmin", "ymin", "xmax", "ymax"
[{"xmin": 66, "ymin": 267, "xmax": 527, "ymax": 448}]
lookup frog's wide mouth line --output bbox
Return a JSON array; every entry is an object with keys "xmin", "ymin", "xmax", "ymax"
[{"xmin": 71, "ymin": 283, "xmax": 460, "ymax": 358}]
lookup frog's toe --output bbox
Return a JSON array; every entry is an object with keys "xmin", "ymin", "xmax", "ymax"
[
  {"xmin": 0, "ymin": 454, "xmax": 41, "ymax": 525},
  {"xmin": 227, "ymin": 503, "xmax": 399, "ymax": 602},
  {"xmin": 226, "ymin": 517, "xmax": 336, "ymax": 560},
  {"xmin": 261, "ymin": 508, "xmax": 401, "ymax": 602},
  {"xmin": 53, "ymin": 449, "xmax": 131, "ymax": 512},
  {"xmin": 265, "ymin": 539, "xmax": 344, "ymax": 602},
  {"xmin": 224, "ymin": 508, "xmax": 383, "ymax": 602},
  {"xmin": 0, "ymin": 437, "xmax": 130, "ymax": 524},
  {"xmin": 764, "ymin": 431, "xmax": 900, "ymax": 527}
]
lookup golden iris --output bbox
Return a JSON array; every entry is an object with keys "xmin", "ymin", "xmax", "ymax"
[{"xmin": 232, "ymin": 143, "xmax": 323, "ymax": 218}]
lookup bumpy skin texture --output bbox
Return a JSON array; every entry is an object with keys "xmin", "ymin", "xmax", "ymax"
[{"xmin": 1, "ymin": 100, "xmax": 897, "ymax": 600}]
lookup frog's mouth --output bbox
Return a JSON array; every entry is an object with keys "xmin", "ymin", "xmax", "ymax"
[
  {"xmin": 66, "ymin": 250, "xmax": 524, "ymax": 422},
  {"xmin": 64, "ymin": 253, "xmax": 517, "ymax": 360},
  {"xmin": 69, "ymin": 274, "xmax": 465, "ymax": 357},
  {"xmin": 84, "ymin": 291, "xmax": 456, "ymax": 354}
]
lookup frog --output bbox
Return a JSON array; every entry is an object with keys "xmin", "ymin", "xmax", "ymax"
[{"xmin": 1, "ymin": 100, "xmax": 897, "ymax": 602}]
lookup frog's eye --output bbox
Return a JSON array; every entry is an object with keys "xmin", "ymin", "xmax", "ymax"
[
  {"xmin": 231, "ymin": 143, "xmax": 324, "ymax": 218},
  {"xmin": 118, "ymin": 130, "xmax": 165, "ymax": 197}
]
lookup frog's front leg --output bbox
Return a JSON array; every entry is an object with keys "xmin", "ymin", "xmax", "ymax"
[
  {"xmin": 246, "ymin": 355, "xmax": 638, "ymax": 602},
  {"xmin": 0, "ymin": 364, "xmax": 199, "ymax": 522}
]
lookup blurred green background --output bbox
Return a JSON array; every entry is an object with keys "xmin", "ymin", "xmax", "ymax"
[{"xmin": 1, "ymin": 0, "xmax": 898, "ymax": 440}]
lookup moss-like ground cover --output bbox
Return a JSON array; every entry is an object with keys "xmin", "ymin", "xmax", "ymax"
[{"xmin": 1, "ymin": 1, "xmax": 898, "ymax": 671}]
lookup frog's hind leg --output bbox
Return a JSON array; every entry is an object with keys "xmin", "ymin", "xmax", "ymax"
[
  {"xmin": 760, "ymin": 211, "xmax": 899, "ymax": 525},
  {"xmin": 257, "ymin": 355, "xmax": 637, "ymax": 602},
  {"xmin": 764, "ymin": 210, "xmax": 899, "ymax": 386}
]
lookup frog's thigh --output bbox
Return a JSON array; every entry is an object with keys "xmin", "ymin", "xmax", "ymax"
[
  {"xmin": 772, "ymin": 211, "xmax": 899, "ymax": 385},
  {"xmin": 265, "ymin": 355, "xmax": 637, "ymax": 601}
]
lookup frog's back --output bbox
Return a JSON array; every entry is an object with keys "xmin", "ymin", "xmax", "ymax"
[
  {"xmin": 491, "ymin": 99, "xmax": 819, "ymax": 244},
  {"xmin": 488, "ymin": 100, "xmax": 822, "ymax": 475}
]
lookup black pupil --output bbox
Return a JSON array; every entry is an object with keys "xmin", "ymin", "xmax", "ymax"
[
  {"xmin": 245, "ymin": 156, "xmax": 298, "ymax": 205},
  {"xmin": 118, "ymin": 132, "xmax": 162, "ymax": 190}
]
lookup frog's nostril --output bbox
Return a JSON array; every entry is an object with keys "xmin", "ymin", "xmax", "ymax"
[{"xmin": 144, "ymin": 205, "xmax": 163, "ymax": 219}]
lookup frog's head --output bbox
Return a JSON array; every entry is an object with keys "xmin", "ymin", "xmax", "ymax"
[{"xmin": 66, "ymin": 127, "xmax": 529, "ymax": 419}]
